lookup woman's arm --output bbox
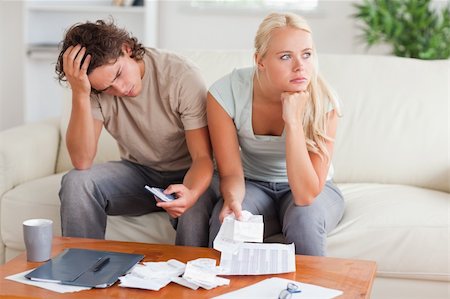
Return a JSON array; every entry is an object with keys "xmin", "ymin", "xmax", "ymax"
[
  {"xmin": 207, "ymin": 92, "xmax": 245, "ymax": 221},
  {"xmin": 283, "ymin": 92, "xmax": 338, "ymax": 205}
]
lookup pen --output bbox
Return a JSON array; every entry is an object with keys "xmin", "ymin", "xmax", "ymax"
[{"xmin": 91, "ymin": 257, "xmax": 110, "ymax": 272}]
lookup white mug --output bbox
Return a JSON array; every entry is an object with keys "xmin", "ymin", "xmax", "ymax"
[{"xmin": 23, "ymin": 219, "xmax": 53, "ymax": 262}]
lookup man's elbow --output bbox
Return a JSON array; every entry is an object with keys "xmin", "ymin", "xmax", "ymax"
[{"xmin": 71, "ymin": 158, "xmax": 93, "ymax": 170}]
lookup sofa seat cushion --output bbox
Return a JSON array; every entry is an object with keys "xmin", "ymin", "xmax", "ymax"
[
  {"xmin": 1, "ymin": 173, "xmax": 175, "ymax": 255},
  {"xmin": 328, "ymin": 183, "xmax": 449, "ymax": 282}
]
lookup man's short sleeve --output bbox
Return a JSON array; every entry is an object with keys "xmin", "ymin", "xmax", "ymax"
[
  {"xmin": 90, "ymin": 94, "xmax": 104, "ymax": 121},
  {"xmin": 177, "ymin": 69, "xmax": 208, "ymax": 130}
]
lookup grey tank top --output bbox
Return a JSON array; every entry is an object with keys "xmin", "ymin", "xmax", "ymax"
[{"xmin": 209, "ymin": 67, "xmax": 334, "ymax": 182}]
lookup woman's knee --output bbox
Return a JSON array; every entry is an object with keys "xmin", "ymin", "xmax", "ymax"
[{"xmin": 283, "ymin": 206, "xmax": 327, "ymax": 255}]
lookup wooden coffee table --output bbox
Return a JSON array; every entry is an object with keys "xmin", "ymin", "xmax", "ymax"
[{"xmin": 0, "ymin": 237, "xmax": 376, "ymax": 298}]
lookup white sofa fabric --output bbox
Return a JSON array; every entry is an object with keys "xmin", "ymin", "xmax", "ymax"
[{"xmin": 0, "ymin": 52, "xmax": 449, "ymax": 299}]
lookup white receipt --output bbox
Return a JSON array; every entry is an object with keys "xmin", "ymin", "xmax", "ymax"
[
  {"xmin": 119, "ymin": 259, "xmax": 185, "ymax": 291},
  {"xmin": 219, "ymin": 242, "xmax": 296, "ymax": 275},
  {"xmin": 214, "ymin": 210, "xmax": 264, "ymax": 253},
  {"xmin": 119, "ymin": 258, "xmax": 229, "ymax": 291},
  {"xmin": 213, "ymin": 210, "xmax": 296, "ymax": 276},
  {"xmin": 182, "ymin": 258, "xmax": 230, "ymax": 290}
]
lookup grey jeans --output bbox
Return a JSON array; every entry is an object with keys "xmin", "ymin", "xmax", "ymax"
[
  {"xmin": 209, "ymin": 179, "xmax": 345, "ymax": 256},
  {"xmin": 59, "ymin": 160, "xmax": 217, "ymax": 247}
]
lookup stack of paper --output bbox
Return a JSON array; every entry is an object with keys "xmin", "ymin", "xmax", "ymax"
[
  {"xmin": 179, "ymin": 258, "xmax": 230, "ymax": 290},
  {"xmin": 214, "ymin": 211, "xmax": 296, "ymax": 275},
  {"xmin": 119, "ymin": 258, "xmax": 230, "ymax": 291},
  {"xmin": 214, "ymin": 211, "xmax": 263, "ymax": 254},
  {"xmin": 119, "ymin": 259, "xmax": 185, "ymax": 291}
]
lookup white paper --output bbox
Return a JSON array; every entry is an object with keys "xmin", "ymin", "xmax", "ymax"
[
  {"xmin": 119, "ymin": 274, "xmax": 171, "ymax": 291},
  {"xmin": 233, "ymin": 211, "xmax": 264, "ymax": 242},
  {"xmin": 171, "ymin": 276, "xmax": 200, "ymax": 290},
  {"xmin": 212, "ymin": 277, "xmax": 343, "ymax": 299},
  {"xmin": 214, "ymin": 211, "xmax": 264, "ymax": 254},
  {"xmin": 219, "ymin": 243, "xmax": 296, "ymax": 275},
  {"xmin": 119, "ymin": 259, "xmax": 185, "ymax": 291},
  {"xmin": 183, "ymin": 258, "xmax": 218, "ymax": 285},
  {"xmin": 5, "ymin": 269, "xmax": 91, "ymax": 293},
  {"xmin": 182, "ymin": 258, "xmax": 230, "ymax": 290}
]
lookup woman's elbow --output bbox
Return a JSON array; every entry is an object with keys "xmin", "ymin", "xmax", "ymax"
[{"xmin": 292, "ymin": 188, "xmax": 321, "ymax": 206}]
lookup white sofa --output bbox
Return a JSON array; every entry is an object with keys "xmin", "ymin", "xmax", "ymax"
[{"xmin": 0, "ymin": 51, "xmax": 449, "ymax": 299}]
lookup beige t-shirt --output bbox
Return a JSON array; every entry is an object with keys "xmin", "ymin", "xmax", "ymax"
[{"xmin": 90, "ymin": 48, "xmax": 207, "ymax": 171}]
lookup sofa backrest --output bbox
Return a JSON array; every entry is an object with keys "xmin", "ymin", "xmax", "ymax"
[
  {"xmin": 319, "ymin": 54, "xmax": 449, "ymax": 192},
  {"xmin": 56, "ymin": 51, "xmax": 450, "ymax": 193}
]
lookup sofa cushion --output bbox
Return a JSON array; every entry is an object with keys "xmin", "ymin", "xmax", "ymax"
[
  {"xmin": 1, "ymin": 173, "xmax": 175, "ymax": 255},
  {"xmin": 328, "ymin": 183, "xmax": 450, "ymax": 282},
  {"xmin": 319, "ymin": 55, "xmax": 450, "ymax": 193}
]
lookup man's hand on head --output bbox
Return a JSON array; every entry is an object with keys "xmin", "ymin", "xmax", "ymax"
[{"xmin": 63, "ymin": 44, "xmax": 92, "ymax": 97}]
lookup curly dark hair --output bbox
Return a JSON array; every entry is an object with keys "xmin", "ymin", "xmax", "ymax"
[{"xmin": 55, "ymin": 19, "xmax": 146, "ymax": 84}]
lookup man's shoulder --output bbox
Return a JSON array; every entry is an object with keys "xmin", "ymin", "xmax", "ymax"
[{"xmin": 145, "ymin": 48, "xmax": 195, "ymax": 72}]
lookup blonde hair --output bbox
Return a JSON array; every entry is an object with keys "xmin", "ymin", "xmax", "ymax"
[{"xmin": 254, "ymin": 12, "xmax": 341, "ymax": 162}]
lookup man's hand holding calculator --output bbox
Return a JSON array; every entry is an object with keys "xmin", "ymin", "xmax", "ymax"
[
  {"xmin": 144, "ymin": 186, "xmax": 176, "ymax": 202},
  {"xmin": 144, "ymin": 184, "xmax": 197, "ymax": 218}
]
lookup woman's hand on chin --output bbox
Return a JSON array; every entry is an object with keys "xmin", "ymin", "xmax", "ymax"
[{"xmin": 281, "ymin": 91, "xmax": 309, "ymax": 126}]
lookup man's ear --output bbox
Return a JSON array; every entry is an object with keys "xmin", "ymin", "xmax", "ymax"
[{"xmin": 121, "ymin": 43, "xmax": 132, "ymax": 55}]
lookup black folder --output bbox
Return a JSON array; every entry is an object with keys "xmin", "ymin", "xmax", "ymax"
[{"xmin": 25, "ymin": 248, "xmax": 144, "ymax": 288}]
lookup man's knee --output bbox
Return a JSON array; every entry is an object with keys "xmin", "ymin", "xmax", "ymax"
[
  {"xmin": 59, "ymin": 168, "xmax": 104, "ymax": 210},
  {"xmin": 60, "ymin": 169, "xmax": 93, "ymax": 194}
]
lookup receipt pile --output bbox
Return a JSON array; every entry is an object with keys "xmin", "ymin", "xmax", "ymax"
[
  {"xmin": 118, "ymin": 258, "xmax": 229, "ymax": 291},
  {"xmin": 214, "ymin": 210, "xmax": 296, "ymax": 275},
  {"xmin": 213, "ymin": 210, "xmax": 264, "ymax": 253},
  {"xmin": 178, "ymin": 258, "xmax": 230, "ymax": 290}
]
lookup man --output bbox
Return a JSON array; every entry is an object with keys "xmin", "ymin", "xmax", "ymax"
[{"xmin": 55, "ymin": 19, "xmax": 216, "ymax": 246}]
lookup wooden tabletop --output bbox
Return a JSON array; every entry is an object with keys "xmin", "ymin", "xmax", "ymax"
[{"xmin": 0, "ymin": 237, "xmax": 376, "ymax": 298}]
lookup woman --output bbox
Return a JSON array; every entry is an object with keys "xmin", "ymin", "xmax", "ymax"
[{"xmin": 207, "ymin": 12, "xmax": 344, "ymax": 256}]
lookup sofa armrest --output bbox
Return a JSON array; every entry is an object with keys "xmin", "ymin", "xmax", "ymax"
[{"xmin": 0, "ymin": 118, "xmax": 60, "ymax": 195}]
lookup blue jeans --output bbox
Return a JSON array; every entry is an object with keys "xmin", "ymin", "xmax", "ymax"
[
  {"xmin": 59, "ymin": 160, "xmax": 217, "ymax": 247},
  {"xmin": 209, "ymin": 179, "xmax": 345, "ymax": 256}
]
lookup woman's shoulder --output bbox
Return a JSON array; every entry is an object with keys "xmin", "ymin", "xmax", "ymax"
[
  {"xmin": 230, "ymin": 66, "xmax": 254, "ymax": 82},
  {"xmin": 212, "ymin": 67, "xmax": 254, "ymax": 90}
]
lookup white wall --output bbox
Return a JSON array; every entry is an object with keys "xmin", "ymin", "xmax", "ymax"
[
  {"xmin": 158, "ymin": 1, "xmax": 369, "ymax": 54},
  {"xmin": 0, "ymin": 0, "xmax": 385, "ymax": 131},
  {"xmin": 0, "ymin": 1, "xmax": 25, "ymax": 130},
  {"xmin": 1, "ymin": 0, "xmax": 447, "ymax": 130}
]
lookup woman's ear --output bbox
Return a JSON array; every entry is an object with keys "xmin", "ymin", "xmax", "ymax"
[{"xmin": 255, "ymin": 52, "xmax": 265, "ymax": 71}]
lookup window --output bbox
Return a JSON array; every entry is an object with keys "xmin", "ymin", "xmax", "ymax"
[{"xmin": 190, "ymin": 0, "xmax": 319, "ymax": 12}]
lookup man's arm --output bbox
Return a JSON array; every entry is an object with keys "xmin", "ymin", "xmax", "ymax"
[
  {"xmin": 156, "ymin": 127, "xmax": 214, "ymax": 218},
  {"xmin": 63, "ymin": 44, "xmax": 103, "ymax": 170},
  {"xmin": 183, "ymin": 127, "xmax": 214, "ymax": 197},
  {"xmin": 66, "ymin": 102, "xmax": 103, "ymax": 170}
]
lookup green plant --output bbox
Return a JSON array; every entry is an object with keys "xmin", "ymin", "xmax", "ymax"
[{"xmin": 353, "ymin": 0, "xmax": 450, "ymax": 60}]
